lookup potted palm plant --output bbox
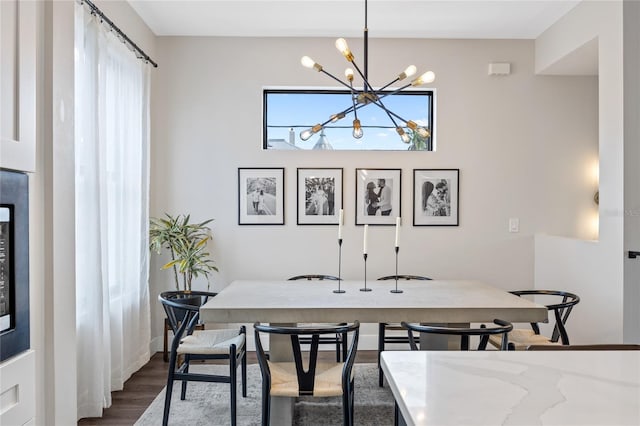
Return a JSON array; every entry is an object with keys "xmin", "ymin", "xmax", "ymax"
[{"xmin": 149, "ymin": 213, "xmax": 218, "ymax": 298}]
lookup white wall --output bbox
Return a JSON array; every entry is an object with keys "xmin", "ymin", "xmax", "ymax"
[
  {"xmin": 534, "ymin": 0, "xmax": 627, "ymax": 344},
  {"xmin": 150, "ymin": 36, "xmax": 598, "ymax": 348}
]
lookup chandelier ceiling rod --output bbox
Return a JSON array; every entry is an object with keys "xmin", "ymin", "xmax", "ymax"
[
  {"xmin": 299, "ymin": 0, "xmax": 435, "ymax": 144},
  {"xmin": 364, "ymin": 0, "xmax": 368, "ymax": 86}
]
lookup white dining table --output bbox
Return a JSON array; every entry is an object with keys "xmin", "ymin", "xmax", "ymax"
[
  {"xmin": 199, "ymin": 279, "xmax": 548, "ymax": 425},
  {"xmin": 381, "ymin": 350, "xmax": 640, "ymax": 426},
  {"xmin": 200, "ymin": 279, "xmax": 547, "ymax": 324}
]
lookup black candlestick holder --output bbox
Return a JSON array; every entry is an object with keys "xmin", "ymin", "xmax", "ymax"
[
  {"xmin": 390, "ymin": 246, "xmax": 403, "ymax": 293},
  {"xmin": 360, "ymin": 253, "xmax": 371, "ymax": 292},
  {"xmin": 333, "ymin": 238, "xmax": 345, "ymax": 293}
]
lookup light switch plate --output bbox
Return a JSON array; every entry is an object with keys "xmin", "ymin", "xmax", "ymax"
[{"xmin": 509, "ymin": 218, "xmax": 519, "ymax": 233}]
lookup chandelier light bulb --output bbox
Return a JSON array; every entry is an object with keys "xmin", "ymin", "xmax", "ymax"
[
  {"xmin": 330, "ymin": 112, "xmax": 346, "ymax": 123},
  {"xmin": 411, "ymin": 70, "xmax": 436, "ymax": 86},
  {"xmin": 398, "ymin": 65, "xmax": 417, "ymax": 80},
  {"xmin": 301, "ymin": 56, "xmax": 322, "ymax": 72},
  {"xmin": 396, "ymin": 127, "xmax": 410, "ymax": 143},
  {"xmin": 352, "ymin": 119, "xmax": 363, "ymax": 139},
  {"xmin": 417, "ymin": 127, "xmax": 431, "ymax": 139},
  {"xmin": 300, "ymin": 129, "xmax": 313, "ymax": 141},
  {"xmin": 301, "ymin": 56, "xmax": 315, "ymax": 68},
  {"xmin": 335, "ymin": 38, "xmax": 354, "ymax": 61},
  {"xmin": 345, "ymin": 68, "xmax": 355, "ymax": 81},
  {"xmin": 300, "ymin": 124, "xmax": 323, "ymax": 141},
  {"xmin": 335, "ymin": 38, "xmax": 349, "ymax": 54}
]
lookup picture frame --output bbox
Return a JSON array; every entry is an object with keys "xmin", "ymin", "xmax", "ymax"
[
  {"xmin": 297, "ymin": 168, "xmax": 343, "ymax": 225},
  {"xmin": 355, "ymin": 168, "xmax": 401, "ymax": 225},
  {"xmin": 413, "ymin": 169, "xmax": 459, "ymax": 226},
  {"xmin": 238, "ymin": 167, "xmax": 285, "ymax": 225}
]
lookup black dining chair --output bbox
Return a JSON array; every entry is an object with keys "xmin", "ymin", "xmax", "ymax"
[
  {"xmin": 376, "ymin": 275, "xmax": 431, "ymax": 386},
  {"xmin": 159, "ymin": 291, "xmax": 247, "ymax": 426},
  {"xmin": 393, "ymin": 320, "xmax": 513, "ymax": 426},
  {"xmin": 288, "ymin": 274, "xmax": 348, "ymax": 361},
  {"xmin": 489, "ymin": 290, "xmax": 580, "ymax": 350},
  {"xmin": 401, "ymin": 319, "xmax": 514, "ymax": 351},
  {"xmin": 253, "ymin": 321, "xmax": 360, "ymax": 426}
]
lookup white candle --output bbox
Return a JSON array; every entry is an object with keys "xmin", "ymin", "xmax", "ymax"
[
  {"xmin": 363, "ymin": 224, "xmax": 368, "ymax": 254},
  {"xmin": 338, "ymin": 209, "xmax": 344, "ymax": 239},
  {"xmin": 395, "ymin": 217, "xmax": 401, "ymax": 247}
]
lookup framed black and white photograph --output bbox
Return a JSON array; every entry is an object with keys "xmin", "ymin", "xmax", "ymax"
[
  {"xmin": 413, "ymin": 169, "xmax": 459, "ymax": 226},
  {"xmin": 238, "ymin": 167, "xmax": 285, "ymax": 225},
  {"xmin": 297, "ymin": 168, "xmax": 343, "ymax": 225},
  {"xmin": 355, "ymin": 168, "xmax": 401, "ymax": 225}
]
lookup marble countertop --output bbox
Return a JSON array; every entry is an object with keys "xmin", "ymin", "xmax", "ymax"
[
  {"xmin": 199, "ymin": 280, "xmax": 547, "ymax": 324},
  {"xmin": 381, "ymin": 350, "xmax": 640, "ymax": 426}
]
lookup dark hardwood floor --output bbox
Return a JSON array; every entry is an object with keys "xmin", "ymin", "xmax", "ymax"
[{"xmin": 77, "ymin": 350, "xmax": 378, "ymax": 425}]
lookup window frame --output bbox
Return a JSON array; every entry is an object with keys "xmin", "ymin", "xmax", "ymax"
[{"xmin": 262, "ymin": 87, "xmax": 436, "ymax": 151}]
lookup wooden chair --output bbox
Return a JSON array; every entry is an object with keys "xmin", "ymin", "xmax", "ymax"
[
  {"xmin": 489, "ymin": 290, "xmax": 580, "ymax": 350},
  {"xmin": 527, "ymin": 344, "xmax": 640, "ymax": 350},
  {"xmin": 159, "ymin": 291, "xmax": 247, "ymax": 426},
  {"xmin": 376, "ymin": 275, "xmax": 431, "ymax": 386},
  {"xmin": 288, "ymin": 275, "xmax": 348, "ymax": 361},
  {"xmin": 253, "ymin": 321, "xmax": 360, "ymax": 426}
]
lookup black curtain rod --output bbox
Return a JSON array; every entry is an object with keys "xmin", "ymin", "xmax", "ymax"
[{"xmin": 79, "ymin": 0, "xmax": 158, "ymax": 68}]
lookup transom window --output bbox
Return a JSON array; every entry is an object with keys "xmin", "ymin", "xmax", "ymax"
[{"xmin": 263, "ymin": 89, "xmax": 435, "ymax": 151}]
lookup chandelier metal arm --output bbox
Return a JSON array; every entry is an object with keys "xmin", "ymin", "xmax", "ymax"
[
  {"xmin": 349, "ymin": 81, "xmax": 359, "ymax": 121},
  {"xmin": 378, "ymin": 104, "xmax": 400, "ymax": 128},
  {"xmin": 372, "ymin": 82, "xmax": 414, "ymax": 100},
  {"xmin": 325, "ymin": 91, "xmax": 409, "ymax": 129},
  {"xmin": 377, "ymin": 77, "xmax": 400, "ymax": 92},
  {"xmin": 320, "ymin": 69, "xmax": 355, "ymax": 92},
  {"xmin": 350, "ymin": 60, "xmax": 376, "ymax": 94},
  {"xmin": 369, "ymin": 101, "xmax": 406, "ymax": 127},
  {"xmin": 363, "ymin": 92, "xmax": 401, "ymax": 128}
]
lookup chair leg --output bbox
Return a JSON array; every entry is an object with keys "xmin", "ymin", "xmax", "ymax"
[
  {"xmin": 478, "ymin": 334, "xmax": 489, "ymax": 350},
  {"xmin": 261, "ymin": 383, "xmax": 271, "ymax": 426},
  {"xmin": 341, "ymin": 332, "xmax": 348, "ymax": 362},
  {"xmin": 230, "ymin": 345, "xmax": 237, "ymax": 426},
  {"xmin": 378, "ymin": 323, "xmax": 385, "ymax": 387},
  {"xmin": 342, "ymin": 383, "xmax": 351, "ymax": 426},
  {"xmin": 336, "ymin": 333, "xmax": 341, "ymax": 362},
  {"xmin": 394, "ymin": 401, "xmax": 399, "ymax": 426},
  {"xmin": 350, "ymin": 383, "xmax": 355, "ymax": 426},
  {"xmin": 162, "ymin": 350, "xmax": 179, "ymax": 426},
  {"xmin": 241, "ymin": 348, "xmax": 247, "ymax": 398},
  {"xmin": 180, "ymin": 354, "xmax": 190, "ymax": 400},
  {"xmin": 461, "ymin": 335, "xmax": 470, "ymax": 351}
]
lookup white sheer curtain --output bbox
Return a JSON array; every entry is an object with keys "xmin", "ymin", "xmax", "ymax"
[{"xmin": 74, "ymin": 4, "xmax": 151, "ymax": 419}]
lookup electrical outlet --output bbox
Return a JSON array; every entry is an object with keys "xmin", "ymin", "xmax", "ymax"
[{"xmin": 509, "ymin": 218, "xmax": 519, "ymax": 233}]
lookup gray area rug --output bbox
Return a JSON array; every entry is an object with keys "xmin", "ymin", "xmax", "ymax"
[{"xmin": 135, "ymin": 363, "xmax": 394, "ymax": 426}]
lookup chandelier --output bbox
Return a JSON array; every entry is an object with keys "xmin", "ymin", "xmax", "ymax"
[{"xmin": 299, "ymin": 0, "xmax": 435, "ymax": 145}]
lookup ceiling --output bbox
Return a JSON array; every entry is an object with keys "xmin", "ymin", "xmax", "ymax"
[{"xmin": 127, "ymin": 0, "xmax": 582, "ymax": 39}]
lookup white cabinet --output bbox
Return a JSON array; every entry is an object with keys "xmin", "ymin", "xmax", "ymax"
[
  {"xmin": 0, "ymin": 2, "xmax": 36, "ymax": 425},
  {"xmin": 0, "ymin": 350, "xmax": 35, "ymax": 426},
  {"xmin": 0, "ymin": 0, "xmax": 36, "ymax": 173}
]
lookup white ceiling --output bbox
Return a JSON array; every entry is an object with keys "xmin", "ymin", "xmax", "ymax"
[{"xmin": 127, "ymin": 0, "xmax": 582, "ymax": 39}]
